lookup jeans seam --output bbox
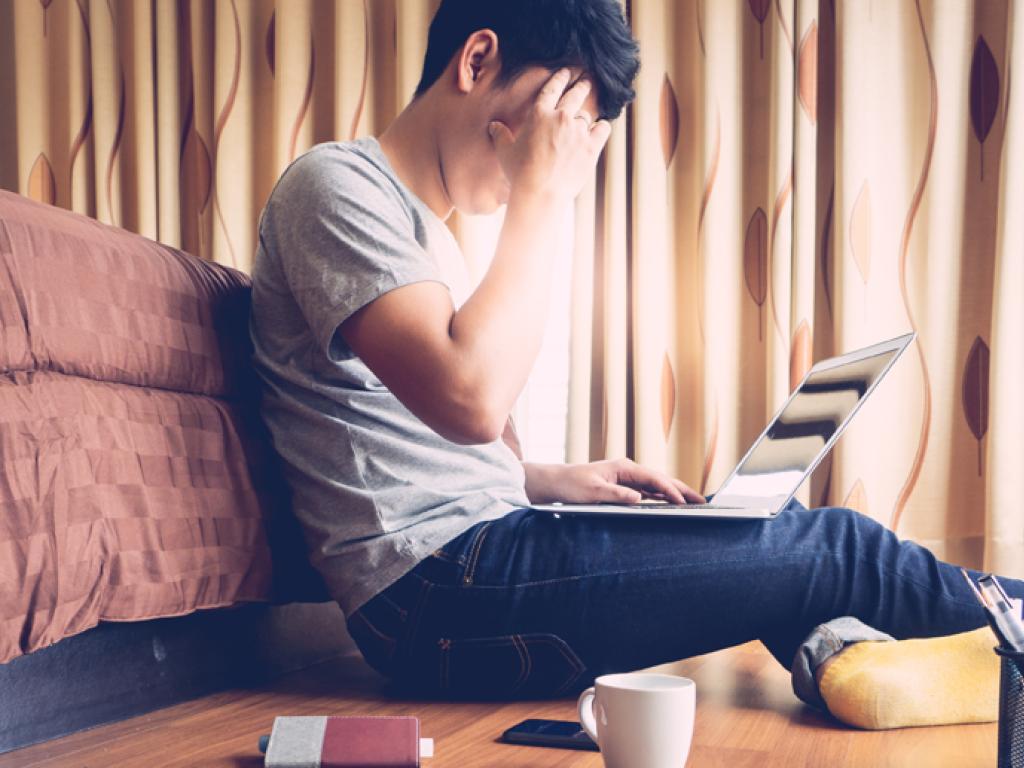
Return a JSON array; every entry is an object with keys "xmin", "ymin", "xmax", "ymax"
[
  {"xmin": 351, "ymin": 610, "xmax": 398, "ymax": 658},
  {"xmin": 462, "ymin": 521, "xmax": 493, "ymax": 585},
  {"xmin": 539, "ymin": 634, "xmax": 587, "ymax": 696},
  {"xmin": 402, "ymin": 576, "xmax": 433, "ymax": 661},
  {"xmin": 439, "ymin": 633, "xmax": 574, "ymax": 696},
  {"xmin": 539, "ymin": 634, "xmax": 586, "ymax": 675},
  {"xmin": 378, "ymin": 592, "xmax": 409, "ymax": 619},
  {"xmin": 511, "ymin": 634, "xmax": 530, "ymax": 693},
  {"xmin": 422, "ymin": 546, "xmax": 989, "ymax": 601},
  {"xmin": 438, "ymin": 550, "xmax": 822, "ymax": 590},
  {"xmin": 857, "ymin": 555, "xmax": 983, "ymax": 609}
]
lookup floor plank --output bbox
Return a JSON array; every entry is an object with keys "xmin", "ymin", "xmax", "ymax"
[{"xmin": 1, "ymin": 643, "xmax": 998, "ymax": 767}]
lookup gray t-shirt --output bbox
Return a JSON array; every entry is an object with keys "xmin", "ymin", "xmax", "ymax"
[{"xmin": 249, "ymin": 137, "xmax": 529, "ymax": 616}]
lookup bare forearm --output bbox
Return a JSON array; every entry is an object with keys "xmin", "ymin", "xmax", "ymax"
[
  {"xmin": 448, "ymin": 191, "xmax": 568, "ymax": 421},
  {"xmin": 522, "ymin": 461, "xmax": 562, "ymax": 504},
  {"xmin": 438, "ymin": 72, "xmax": 608, "ymax": 439}
]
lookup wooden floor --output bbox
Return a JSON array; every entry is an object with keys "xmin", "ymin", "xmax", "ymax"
[{"xmin": 1, "ymin": 642, "xmax": 998, "ymax": 767}]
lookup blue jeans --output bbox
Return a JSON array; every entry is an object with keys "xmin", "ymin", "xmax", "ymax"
[{"xmin": 345, "ymin": 501, "xmax": 1023, "ymax": 700}]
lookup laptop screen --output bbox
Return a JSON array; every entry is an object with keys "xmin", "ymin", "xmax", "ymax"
[{"xmin": 715, "ymin": 349, "xmax": 900, "ymax": 503}]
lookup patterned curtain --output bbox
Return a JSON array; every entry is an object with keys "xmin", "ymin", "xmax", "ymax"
[
  {"xmin": 0, "ymin": 0, "xmax": 440, "ymax": 270},
  {"xmin": 569, "ymin": 0, "xmax": 1023, "ymax": 576},
  {"xmin": 3, "ymin": 0, "xmax": 1022, "ymax": 576}
]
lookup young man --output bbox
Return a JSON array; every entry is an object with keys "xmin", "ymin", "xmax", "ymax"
[{"xmin": 251, "ymin": 0, "xmax": 1021, "ymax": 728}]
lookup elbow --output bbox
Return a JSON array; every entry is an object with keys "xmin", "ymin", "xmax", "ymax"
[
  {"xmin": 410, "ymin": 358, "xmax": 509, "ymax": 445},
  {"xmin": 438, "ymin": 404, "xmax": 506, "ymax": 446},
  {"xmin": 431, "ymin": 380, "xmax": 507, "ymax": 445}
]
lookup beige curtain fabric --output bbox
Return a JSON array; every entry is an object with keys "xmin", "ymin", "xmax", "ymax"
[
  {"xmin": 0, "ymin": 0, "xmax": 439, "ymax": 269},
  {"xmin": 2, "ymin": 0, "xmax": 1021, "ymax": 575},
  {"xmin": 569, "ymin": 0, "xmax": 1023, "ymax": 576}
]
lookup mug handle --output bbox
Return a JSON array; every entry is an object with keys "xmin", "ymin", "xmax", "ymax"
[{"xmin": 577, "ymin": 686, "xmax": 600, "ymax": 744}]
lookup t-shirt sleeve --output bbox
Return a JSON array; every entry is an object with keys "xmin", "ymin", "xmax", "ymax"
[{"xmin": 261, "ymin": 145, "xmax": 441, "ymax": 361}]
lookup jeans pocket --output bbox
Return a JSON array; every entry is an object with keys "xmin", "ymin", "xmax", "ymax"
[
  {"xmin": 434, "ymin": 632, "xmax": 587, "ymax": 700},
  {"xmin": 425, "ymin": 520, "xmax": 494, "ymax": 586}
]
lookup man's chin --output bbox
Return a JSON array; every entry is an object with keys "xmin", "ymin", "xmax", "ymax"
[
  {"xmin": 487, "ymin": 187, "xmax": 511, "ymax": 213},
  {"xmin": 461, "ymin": 193, "xmax": 507, "ymax": 216}
]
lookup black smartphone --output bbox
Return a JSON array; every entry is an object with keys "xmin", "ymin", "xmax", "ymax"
[{"xmin": 500, "ymin": 718, "xmax": 599, "ymax": 751}]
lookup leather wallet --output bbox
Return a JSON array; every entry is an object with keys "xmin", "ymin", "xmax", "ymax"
[{"xmin": 263, "ymin": 715, "xmax": 434, "ymax": 767}]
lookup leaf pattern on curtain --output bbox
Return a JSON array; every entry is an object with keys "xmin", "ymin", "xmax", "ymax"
[
  {"xmin": 104, "ymin": 61, "xmax": 127, "ymax": 229},
  {"xmin": 820, "ymin": 185, "xmax": 835, "ymax": 319},
  {"xmin": 69, "ymin": 0, "xmax": 93, "ymax": 194},
  {"xmin": 769, "ymin": 174, "xmax": 793, "ymax": 343},
  {"xmin": 790, "ymin": 320, "xmax": 812, "ymax": 390},
  {"xmin": 798, "ymin": 21, "xmax": 818, "ymax": 124},
  {"xmin": 288, "ymin": 38, "xmax": 317, "ymax": 163},
  {"xmin": 660, "ymin": 74, "xmax": 680, "ymax": 168},
  {"xmin": 749, "ymin": 0, "xmax": 770, "ymax": 58},
  {"xmin": 696, "ymin": 104, "xmax": 722, "ymax": 345},
  {"xmin": 969, "ymin": 35, "xmax": 1000, "ymax": 181},
  {"xmin": 843, "ymin": 478, "xmax": 868, "ymax": 516},
  {"xmin": 891, "ymin": 0, "xmax": 938, "ymax": 533},
  {"xmin": 701, "ymin": 400, "xmax": 719, "ymax": 496},
  {"xmin": 350, "ymin": 0, "xmax": 372, "ymax": 141},
  {"xmin": 770, "ymin": 0, "xmax": 796, "ymax": 343},
  {"xmin": 179, "ymin": 12, "xmax": 212, "ymax": 222},
  {"xmin": 748, "ymin": 1, "xmax": 771, "ymax": 24},
  {"xmin": 744, "ymin": 207, "xmax": 769, "ymax": 340},
  {"xmin": 180, "ymin": 124, "xmax": 213, "ymax": 215},
  {"xmin": 660, "ymin": 352, "xmax": 676, "ymax": 440},
  {"xmin": 39, "ymin": 0, "xmax": 53, "ymax": 36},
  {"xmin": 211, "ymin": 0, "xmax": 243, "ymax": 267},
  {"xmin": 27, "ymin": 153, "xmax": 56, "ymax": 205},
  {"xmin": 849, "ymin": 180, "xmax": 871, "ymax": 284},
  {"xmin": 962, "ymin": 336, "xmax": 990, "ymax": 476},
  {"xmin": 266, "ymin": 12, "xmax": 276, "ymax": 76},
  {"xmin": 696, "ymin": 0, "xmax": 706, "ymax": 57}
]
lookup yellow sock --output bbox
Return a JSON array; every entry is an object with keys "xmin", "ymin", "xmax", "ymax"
[{"xmin": 818, "ymin": 627, "xmax": 999, "ymax": 729}]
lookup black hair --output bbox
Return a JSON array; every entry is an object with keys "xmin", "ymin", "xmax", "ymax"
[{"xmin": 415, "ymin": 0, "xmax": 640, "ymax": 120}]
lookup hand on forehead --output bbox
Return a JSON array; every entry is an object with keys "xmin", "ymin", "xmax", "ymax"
[
  {"xmin": 549, "ymin": 66, "xmax": 598, "ymax": 111},
  {"xmin": 496, "ymin": 66, "xmax": 601, "ymax": 129}
]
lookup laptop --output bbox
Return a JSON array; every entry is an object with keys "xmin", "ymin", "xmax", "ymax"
[{"xmin": 531, "ymin": 332, "xmax": 916, "ymax": 520}]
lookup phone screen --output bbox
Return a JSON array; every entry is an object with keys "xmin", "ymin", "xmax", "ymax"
[{"xmin": 501, "ymin": 719, "xmax": 599, "ymax": 751}]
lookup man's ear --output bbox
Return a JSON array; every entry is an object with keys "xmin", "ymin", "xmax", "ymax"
[{"xmin": 455, "ymin": 29, "xmax": 499, "ymax": 94}]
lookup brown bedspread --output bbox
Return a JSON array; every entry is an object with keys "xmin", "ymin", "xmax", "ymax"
[{"xmin": 0, "ymin": 191, "xmax": 276, "ymax": 663}]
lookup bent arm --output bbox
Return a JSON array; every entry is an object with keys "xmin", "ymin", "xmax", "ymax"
[
  {"xmin": 341, "ymin": 71, "xmax": 610, "ymax": 444},
  {"xmin": 339, "ymin": 191, "xmax": 565, "ymax": 444}
]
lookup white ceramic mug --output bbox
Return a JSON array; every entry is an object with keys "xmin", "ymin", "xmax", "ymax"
[{"xmin": 577, "ymin": 672, "xmax": 696, "ymax": 768}]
